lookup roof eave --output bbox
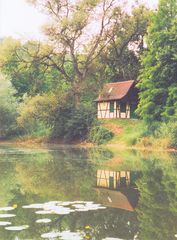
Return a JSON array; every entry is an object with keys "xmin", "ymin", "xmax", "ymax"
[
  {"xmin": 94, "ymin": 97, "xmax": 121, "ymax": 102},
  {"xmin": 94, "ymin": 80, "xmax": 135, "ymax": 102}
]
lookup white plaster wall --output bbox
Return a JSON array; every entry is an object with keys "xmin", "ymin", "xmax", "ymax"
[
  {"xmin": 97, "ymin": 102, "xmax": 131, "ymax": 119},
  {"xmin": 97, "ymin": 101, "xmax": 117, "ymax": 119}
]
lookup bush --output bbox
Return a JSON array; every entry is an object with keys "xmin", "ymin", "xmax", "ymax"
[
  {"xmin": 0, "ymin": 104, "xmax": 18, "ymax": 138},
  {"xmin": 17, "ymin": 94, "xmax": 56, "ymax": 137},
  {"xmin": 169, "ymin": 122, "xmax": 177, "ymax": 148},
  {"xmin": 52, "ymin": 103, "xmax": 96, "ymax": 142},
  {"xmin": 0, "ymin": 73, "xmax": 18, "ymax": 138},
  {"xmin": 89, "ymin": 126, "xmax": 113, "ymax": 145},
  {"xmin": 155, "ymin": 121, "xmax": 177, "ymax": 148}
]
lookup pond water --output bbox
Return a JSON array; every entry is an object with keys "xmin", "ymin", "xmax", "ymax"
[{"xmin": 0, "ymin": 144, "xmax": 176, "ymax": 240}]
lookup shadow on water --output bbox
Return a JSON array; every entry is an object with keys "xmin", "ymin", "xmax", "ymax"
[{"xmin": 0, "ymin": 145, "xmax": 176, "ymax": 239}]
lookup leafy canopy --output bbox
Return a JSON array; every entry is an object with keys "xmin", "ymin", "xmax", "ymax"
[{"xmin": 137, "ymin": 0, "xmax": 177, "ymax": 122}]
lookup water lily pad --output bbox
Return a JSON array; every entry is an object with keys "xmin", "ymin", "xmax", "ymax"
[
  {"xmin": 87, "ymin": 206, "xmax": 106, "ymax": 210},
  {"xmin": 53, "ymin": 209, "xmax": 74, "ymax": 215},
  {"xmin": 84, "ymin": 201, "xmax": 94, "ymax": 204},
  {"xmin": 5, "ymin": 225, "xmax": 29, "ymax": 231},
  {"xmin": 58, "ymin": 201, "xmax": 73, "ymax": 206},
  {"xmin": 44, "ymin": 206, "xmax": 74, "ymax": 215},
  {"xmin": 72, "ymin": 202, "xmax": 106, "ymax": 212},
  {"xmin": 57, "ymin": 230, "xmax": 82, "ymax": 240},
  {"xmin": 0, "ymin": 221, "xmax": 11, "ymax": 226},
  {"xmin": 0, "ymin": 207, "xmax": 15, "ymax": 211},
  {"xmin": 102, "ymin": 238, "xmax": 124, "ymax": 240},
  {"xmin": 41, "ymin": 230, "xmax": 82, "ymax": 239},
  {"xmin": 36, "ymin": 218, "xmax": 51, "ymax": 223},
  {"xmin": 44, "ymin": 201, "xmax": 61, "ymax": 207},
  {"xmin": 22, "ymin": 203, "xmax": 44, "ymax": 209},
  {"xmin": 0, "ymin": 214, "xmax": 16, "ymax": 218},
  {"xmin": 44, "ymin": 205, "xmax": 68, "ymax": 211},
  {"xmin": 35, "ymin": 210, "xmax": 53, "ymax": 215},
  {"xmin": 72, "ymin": 204, "xmax": 86, "ymax": 209},
  {"xmin": 41, "ymin": 231, "xmax": 61, "ymax": 238},
  {"xmin": 75, "ymin": 208, "xmax": 89, "ymax": 212}
]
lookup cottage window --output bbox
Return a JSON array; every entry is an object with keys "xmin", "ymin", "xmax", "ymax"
[
  {"xmin": 110, "ymin": 101, "xmax": 114, "ymax": 112},
  {"xmin": 120, "ymin": 102, "xmax": 126, "ymax": 113}
]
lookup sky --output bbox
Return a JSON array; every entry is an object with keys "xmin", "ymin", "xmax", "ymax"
[
  {"xmin": 0, "ymin": 0, "xmax": 159, "ymax": 41},
  {"xmin": 0, "ymin": 0, "xmax": 47, "ymax": 40}
]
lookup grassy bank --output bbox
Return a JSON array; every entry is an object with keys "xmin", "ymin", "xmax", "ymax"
[
  {"xmin": 99, "ymin": 119, "xmax": 176, "ymax": 151},
  {"xmin": 1, "ymin": 119, "xmax": 176, "ymax": 151}
]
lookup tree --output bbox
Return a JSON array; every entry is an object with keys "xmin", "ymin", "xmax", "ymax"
[
  {"xmin": 27, "ymin": 0, "xmax": 130, "ymax": 108},
  {"xmin": 0, "ymin": 73, "xmax": 18, "ymax": 137},
  {"xmin": 100, "ymin": 5, "xmax": 151, "ymax": 82},
  {"xmin": 137, "ymin": 0, "xmax": 177, "ymax": 122},
  {"xmin": 0, "ymin": 38, "xmax": 61, "ymax": 97}
]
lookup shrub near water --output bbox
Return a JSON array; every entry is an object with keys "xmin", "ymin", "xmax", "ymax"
[
  {"xmin": 0, "ymin": 73, "xmax": 18, "ymax": 138},
  {"xmin": 156, "ymin": 122, "xmax": 177, "ymax": 148},
  {"xmin": 52, "ymin": 103, "xmax": 96, "ymax": 142},
  {"xmin": 17, "ymin": 94, "xmax": 57, "ymax": 138},
  {"xmin": 170, "ymin": 123, "xmax": 177, "ymax": 148},
  {"xmin": 89, "ymin": 126, "xmax": 113, "ymax": 145}
]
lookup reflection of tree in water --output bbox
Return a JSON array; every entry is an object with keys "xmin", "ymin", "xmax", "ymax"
[
  {"xmin": 2, "ymin": 147, "xmax": 176, "ymax": 239},
  {"xmin": 88, "ymin": 147, "xmax": 114, "ymax": 163},
  {"xmin": 0, "ymin": 147, "xmax": 138, "ymax": 239},
  {"xmin": 14, "ymin": 147, "xmax": 98, "ymax": 201},
  {"xmin": 0, "ymin": 161, "xmax": 18, "ymax": 206},
  {"xmin": 0, "ymin": 148, "xmax": 94, "ymax": 239},
  {"xmin": 136, "ymin": 158, "xmax": 177, "ymax": 240}
]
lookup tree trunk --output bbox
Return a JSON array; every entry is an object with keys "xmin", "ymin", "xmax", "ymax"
[
  {"xmin": 74, "ymin": 92, "xmax": 81, "ymax": 109},
  {"xmin": 73, "ymin": 79, "xmax": 82, "ymax": 109}
]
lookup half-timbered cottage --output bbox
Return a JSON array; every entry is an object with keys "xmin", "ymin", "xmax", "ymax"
[{"xmin": 95, "ymin": 80, "xmax": 138, "ymax": 119}]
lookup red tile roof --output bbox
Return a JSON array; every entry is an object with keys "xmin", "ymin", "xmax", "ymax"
[{"xmin": 95, "ymin": 80, "xmax": 135, "ymax": 101}]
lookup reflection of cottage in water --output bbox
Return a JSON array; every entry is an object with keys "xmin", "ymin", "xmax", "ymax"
[
  {"xmin": 96, "ymin": 169, "xmax": 140, "ymax": 189},
  {"xmin": 95, "ymin": 169, "xmax": 141, "ymax": 211}
]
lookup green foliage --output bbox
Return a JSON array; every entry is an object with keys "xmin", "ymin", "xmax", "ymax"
[
  {"xmin": 0, "ymin": 38, "xmax": 61, "ymax": 97},
  {"xmin": 137, "ymin": 0, "xmax": 177, "ymax": 122},
  {"xmin": 170, "ymin": 123, "xmax": 177, "ymax": 148},
  {"xmin": 17, "ymin": 94, "xmax": 57, "ymax": 137},
  {"xmin": 155, "ymin": 121, "xmax": 177, "ymax": 148},
  {"xmin": 0, "ymin": 73, "xmax": 19, "ymax": 137},
  {"xmin": 17, "ymin": 94, "xmax": 57, "ymax": 125},
  {"xmin": 52, "ymin": 102, "xmax": 96, "ymax": 142},
  {"xmin": 101, "ymin": 5, "xmax": 151, "ymax": 82},
  {"xmin": 0, "ymin": 1, "xmax": 176, "ymax": 148},
  {"xmin": 162, "ymin": 84, "xmax": 177, "ymax": 121},
  {"xmin": 137, "ymin": 158, "xmax": 177, "ymax": 240},
  {"xmin": 89, "ymin": 125, "xmax": 113, "ymax": 145}
]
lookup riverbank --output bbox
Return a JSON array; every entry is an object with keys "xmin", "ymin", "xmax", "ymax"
[
  {"xmin": 0, "ymin": 119, "xmax": 176, "ymax": 151},
  {"xmin": 97, "ymin": 119, "xmax": 176, "ymax": 151}
]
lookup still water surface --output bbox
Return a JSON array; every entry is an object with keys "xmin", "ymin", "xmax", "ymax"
[{"xmin": 0, "ymin": 145, "xmax": 176, "ymax": 240}]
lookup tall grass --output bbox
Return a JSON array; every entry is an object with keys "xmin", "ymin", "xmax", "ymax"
[{"xmin": 100, "ymin": 119, "xmax": 177, "ymax": 149}]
